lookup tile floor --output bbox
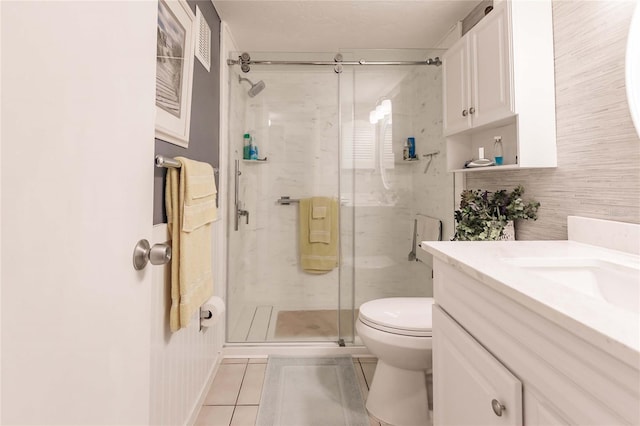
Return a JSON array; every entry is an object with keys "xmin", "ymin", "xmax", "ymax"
[{"xmin": 194, "ymin": 357, "xmax": 384, "ymax": 426}]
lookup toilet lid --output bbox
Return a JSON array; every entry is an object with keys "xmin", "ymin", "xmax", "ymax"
[{"xmin": 359, "ymin": 297, "xmax": 433, "ymax": 337}]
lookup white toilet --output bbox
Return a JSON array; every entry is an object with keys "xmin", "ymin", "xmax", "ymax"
[{"xmin": 356, "ymin": 297, "xmax": 434, "ymax": 426}]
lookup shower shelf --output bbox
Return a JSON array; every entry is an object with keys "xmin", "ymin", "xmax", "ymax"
[
  {"xmin": 242, "ymin": 159, "xmax": 268, "ymax": 163},
  {"xmin": 396, "ymin": 158, "xmax": 420, "ymax": 164}
]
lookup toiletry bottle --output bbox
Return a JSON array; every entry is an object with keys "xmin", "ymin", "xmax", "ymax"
[
  {"xmin": 493, "ymin": 136, "xmax": 504, "ymax": 165},
  {"xmin": 408, "ymin": 137, "xmax": 416, "ymax": 159},
  {"xmin": 403, "ymin": 140, "xmax": 409, "ymax": 160},
  {"xmin": 243, "ymin": 133, "xmax": 251, "ymax": 160},
  {"xmin": 250, "ymin": 136, "xmax": 258, "ymax": 160}
]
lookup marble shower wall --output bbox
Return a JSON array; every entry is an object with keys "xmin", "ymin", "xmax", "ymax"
[
  {"xmin": 227, "ymin": 54, "xmax": 453, "ymax": 336},
  {"xmin": 352, "ymin": 62, "xmax": 451, "ymax": 306},
  {"xmin": 228, "ymin": 67, "xmax": 341, "ymax": 321}
]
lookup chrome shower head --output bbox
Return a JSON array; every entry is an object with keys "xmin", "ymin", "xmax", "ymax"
[{"xmin": 238, "ymin": 75, "xmax": 266, "ymax": 97}]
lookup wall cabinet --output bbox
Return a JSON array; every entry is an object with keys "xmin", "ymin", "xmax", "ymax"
[
  {"xmin": 443, "ymin": 2, "xmax": 512, "ymax": 135},
  {"xmin": 442, "ymin": 0, "xmax": 557, "ymax": 172},
  {"xmin": 432, "ymin": 259, "xmax": 639, "ymax": 425}
]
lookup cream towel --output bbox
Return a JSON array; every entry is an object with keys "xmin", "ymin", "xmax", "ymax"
[
  {"xmin": 299, "ymin": 197, "xmax": 339, "ymax": 273},
  {"xmin": 166, "ymin": 157, "xmax": 217, "ymax": 332},
  {"xmin": 309, "ymin": 197, "xmax": 332, "ymax": 244}
]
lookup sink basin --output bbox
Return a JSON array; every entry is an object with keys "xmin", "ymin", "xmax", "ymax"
[{"xmin": 502, "ymin": 257, "xmax": 640, "ymax": 313}]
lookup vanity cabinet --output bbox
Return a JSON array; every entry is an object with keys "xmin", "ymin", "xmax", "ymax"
[
  {"xmin": 433, "ymin": 305, "xmax": 522, "ymax": 425},
  {"xmin": 442, "ymin": 0, "xmax": 557, "ymax": 172},
  {"xmin": 432, "ymin": 259, "xmax": 639, "ymax": 425},
  {"xmin": 442, "ymin": 2, "xmax": 512, "ymax": 135}
]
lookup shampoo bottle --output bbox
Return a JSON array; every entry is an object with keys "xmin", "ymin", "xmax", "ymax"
[{"xmin": 243, "ymin": 133, "xmax": 251, "ymax": 160}]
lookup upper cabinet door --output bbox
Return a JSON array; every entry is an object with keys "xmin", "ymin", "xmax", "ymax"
[
  {"xmin": 470, "ymin": 4, "xmax": 513, "ymax": 128},
  {"xmin": 443, "ymin": 38, "xmax": 472, "ymax": 136}
]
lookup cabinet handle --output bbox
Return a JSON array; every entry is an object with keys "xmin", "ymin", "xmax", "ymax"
[
  {"xmin": 469, "ymin": 107, "xmax": 476, "ymax": 115},
  {"xmin": 491, "ymin": 399, "xmax": 505, "ymax": 417},
  {"xmin": 462, "ymin": 109, "xmax": 468, "ymax": 117}
]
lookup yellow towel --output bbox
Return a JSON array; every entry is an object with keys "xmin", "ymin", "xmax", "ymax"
[
  {"xmin": 166, "ymin": 157, "xmax": 217, "ymax": 332},
  {"xmin": 309, "ymin": 197, "xmax": 332, "ymax": 244},
  {"xmin": 299, "ymin": 197, "xmax": 339, "ymax": 273}
]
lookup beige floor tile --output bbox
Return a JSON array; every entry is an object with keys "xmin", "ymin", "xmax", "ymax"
[
  {"xmin": 230, "ymin": 405, "xmax": 259, "ymax": 426},
  {"xmin": 361, "ymin": 362, "xmax": 377, "ymax": 389},
  {"xmin": 237, "ymin": 363, "xmax": 266, "ymax": 405},
  {"xmin": 204, "ymin": 364, "xmax": 247, "ymax": 405},
  {"xmin": 222, "ymin": 358, "xmax": 249, "ymax": 364},
  {"xmin": 248, "ymin": 358, "xmax": 268, "ymax": 364},
  {"xmin": 195, "ymin": 406, "xmax": 234, "ymax": 426}
]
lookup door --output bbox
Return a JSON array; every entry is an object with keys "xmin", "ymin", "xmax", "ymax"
[
  {"xmin": 433, "ymin": 306, "xmax": 522, "ymax": 425},
  {"xmin": 2, "ymin": 2, "xmax": 157, "ymax": 424},
  {"xmin": 443, "ymin": 38, "xmax": 472, "ymax": 135},
  {"xmin": 470, "ymin": 3, "xmax": 513, "ymax": 127}
]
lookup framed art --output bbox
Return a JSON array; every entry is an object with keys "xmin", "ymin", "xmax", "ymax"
[{"xmin": 155, "ymin": 0, "xmax": 195, "ymax": 148}]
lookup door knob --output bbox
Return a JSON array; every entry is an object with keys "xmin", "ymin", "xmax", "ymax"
[
  {"xmin": 469, "ymin": 107, "xmax": 476, "ymax": 115},
  {"xmin": 462, "ymin": 109, "xmax": 468, "ymax": 117},
  {"xmin": 133, "ymin": 239, "xmax": 172, "ymax": 270}
]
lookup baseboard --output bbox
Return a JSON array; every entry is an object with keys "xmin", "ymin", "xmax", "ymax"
[{"xmin": 184, "ymin": 352, "xmax": 223, "ymax": 426}]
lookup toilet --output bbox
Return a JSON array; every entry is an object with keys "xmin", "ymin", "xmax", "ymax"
[{"xmin": 356, "ymin": 297, "xmax": 433, "ymax": 426}]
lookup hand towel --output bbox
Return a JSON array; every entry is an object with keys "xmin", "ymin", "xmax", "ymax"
[
  {"xmin": 299, "ymin": 197, "xmax": 339, "ymax": 273},
  {"xmin": 165, "ymin": 157, "xmax": 217, "ymax": 332},
  {"xmin": 309, "ymin": 197, "xmax": 332, "ymax": 244},
  {"xmin": 415, "ymin": 214, "xmax": 442, "ymax": 266}
]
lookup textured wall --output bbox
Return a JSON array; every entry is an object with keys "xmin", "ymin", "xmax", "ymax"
[{"xmin": 465, "ymin": 1, "xmax": 640, "ymax": 240}]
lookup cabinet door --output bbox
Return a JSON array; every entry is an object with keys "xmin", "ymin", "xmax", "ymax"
[
  {"xmin": 443, "ymin": 37, "xmax": 472, "ymax": 136},
  {"xmin": 433, "ymin": 306, "xmax": 522, "ymax": 425},
  {"xmin": 469, "ymin": 4, "xmax": 513, "ymax": 127}
]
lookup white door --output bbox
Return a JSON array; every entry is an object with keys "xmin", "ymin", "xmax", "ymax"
[
  {"xmin": 433, "ymin": 306, "xmax": 522, "ymax": 425},
  {"xmin": 443, "ymin": 38, "xmax": 472, "ymax": 136},
  {"xmin": 2, "ymin": 2, "xmax": 157, "ymax": 424}
]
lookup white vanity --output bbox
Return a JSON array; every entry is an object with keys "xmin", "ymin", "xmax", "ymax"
[{"xmin": 421, "ymin": 217, "xmax": 640, "ymax": 425}]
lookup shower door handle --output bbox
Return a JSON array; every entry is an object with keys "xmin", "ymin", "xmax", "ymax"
[{"xmin": 238, "ymin": 208, "xmax": 249, "ymax": 225}]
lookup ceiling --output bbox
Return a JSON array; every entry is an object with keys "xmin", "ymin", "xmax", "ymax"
[{"xmin": 212, "ymin": 1, "xmax": 481, "ymax": 52}]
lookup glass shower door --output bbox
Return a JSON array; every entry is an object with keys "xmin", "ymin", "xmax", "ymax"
[{"xmin": 226, "ymin": 52, "xmax": 355, "ymax": 344}]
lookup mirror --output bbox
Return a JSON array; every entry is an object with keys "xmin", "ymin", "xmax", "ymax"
[{"xmin": 627, "ymin": 3, "xmax": 640, "ymax": 137}]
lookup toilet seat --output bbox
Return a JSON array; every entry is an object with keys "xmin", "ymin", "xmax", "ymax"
[{"xmin": 359, "ymin": 297, "xmax": 433, "ymax": 337}]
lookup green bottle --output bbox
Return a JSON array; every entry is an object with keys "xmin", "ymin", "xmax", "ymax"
[{"xmin": 243, "ymin": 133, "xmax": 251, "ymax": 160}]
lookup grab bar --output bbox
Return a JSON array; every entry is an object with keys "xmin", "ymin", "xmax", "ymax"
[{"xmin": 155, "ymin": 155, "xmax": 219, "ymax": 174}]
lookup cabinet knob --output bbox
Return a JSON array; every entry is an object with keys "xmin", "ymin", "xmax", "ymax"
[
  {"xmin": 469, "ymin": 107, "xmax": 476, "ymax": 115},
  {"xmin": 491, "ymin": 399, "xmax": 505, "ymax": 417},
  {"xmin": 462, "ymin": 109, "xmax": 468, "ymax": 117}
]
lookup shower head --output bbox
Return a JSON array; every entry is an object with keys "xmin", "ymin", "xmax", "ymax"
[{"xmin": 238, "ymin": 75, "xmax": 266, "ymax": 97}]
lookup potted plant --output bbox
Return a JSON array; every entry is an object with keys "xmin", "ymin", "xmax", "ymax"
[{"xmin": 453, "ymin": 185, "xmax": 540, "ymax": 241}]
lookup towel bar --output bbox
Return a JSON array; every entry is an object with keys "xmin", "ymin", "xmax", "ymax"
[
  {"xmin": 155, "ymin": 155, "xmax": 219, "ymax": 174},
  {"xmin": 277, "ymin": 196, "xmax": 300, "ymax": 205}
]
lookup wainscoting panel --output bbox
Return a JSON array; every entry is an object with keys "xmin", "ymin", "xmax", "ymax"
[{"xmin": 150, "ymin": 223, "xmax": 224, "ymax": 425}]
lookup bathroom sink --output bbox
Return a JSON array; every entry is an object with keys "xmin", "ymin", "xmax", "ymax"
[{"xmin": 502, "ymin": 257, "xmax": 640, "ymax": 313}]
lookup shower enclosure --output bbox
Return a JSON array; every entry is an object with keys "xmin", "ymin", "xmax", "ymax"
[{"xmin": 226, "ymin": 50, "xmax": 453, "ymax": 345}]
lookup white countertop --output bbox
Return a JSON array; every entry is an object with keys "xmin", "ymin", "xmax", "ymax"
[{"xmin": 421, "ymin": 240, "xmax": 640, "ymax": 367}]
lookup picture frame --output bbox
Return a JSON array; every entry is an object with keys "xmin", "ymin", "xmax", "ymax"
[{"xmin": 155, "ymin": 0, "xmax": 195, "ymax": 148}]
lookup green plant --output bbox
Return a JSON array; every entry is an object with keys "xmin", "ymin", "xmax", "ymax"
[{"xmin": 453, "ymin": 185, "xmax": 540, "ymax": 241}]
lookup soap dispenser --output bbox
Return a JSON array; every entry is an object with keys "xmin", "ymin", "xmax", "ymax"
[{"xmin": 493, "ymin": 136, "xmax": 504, "ymax": 165}]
